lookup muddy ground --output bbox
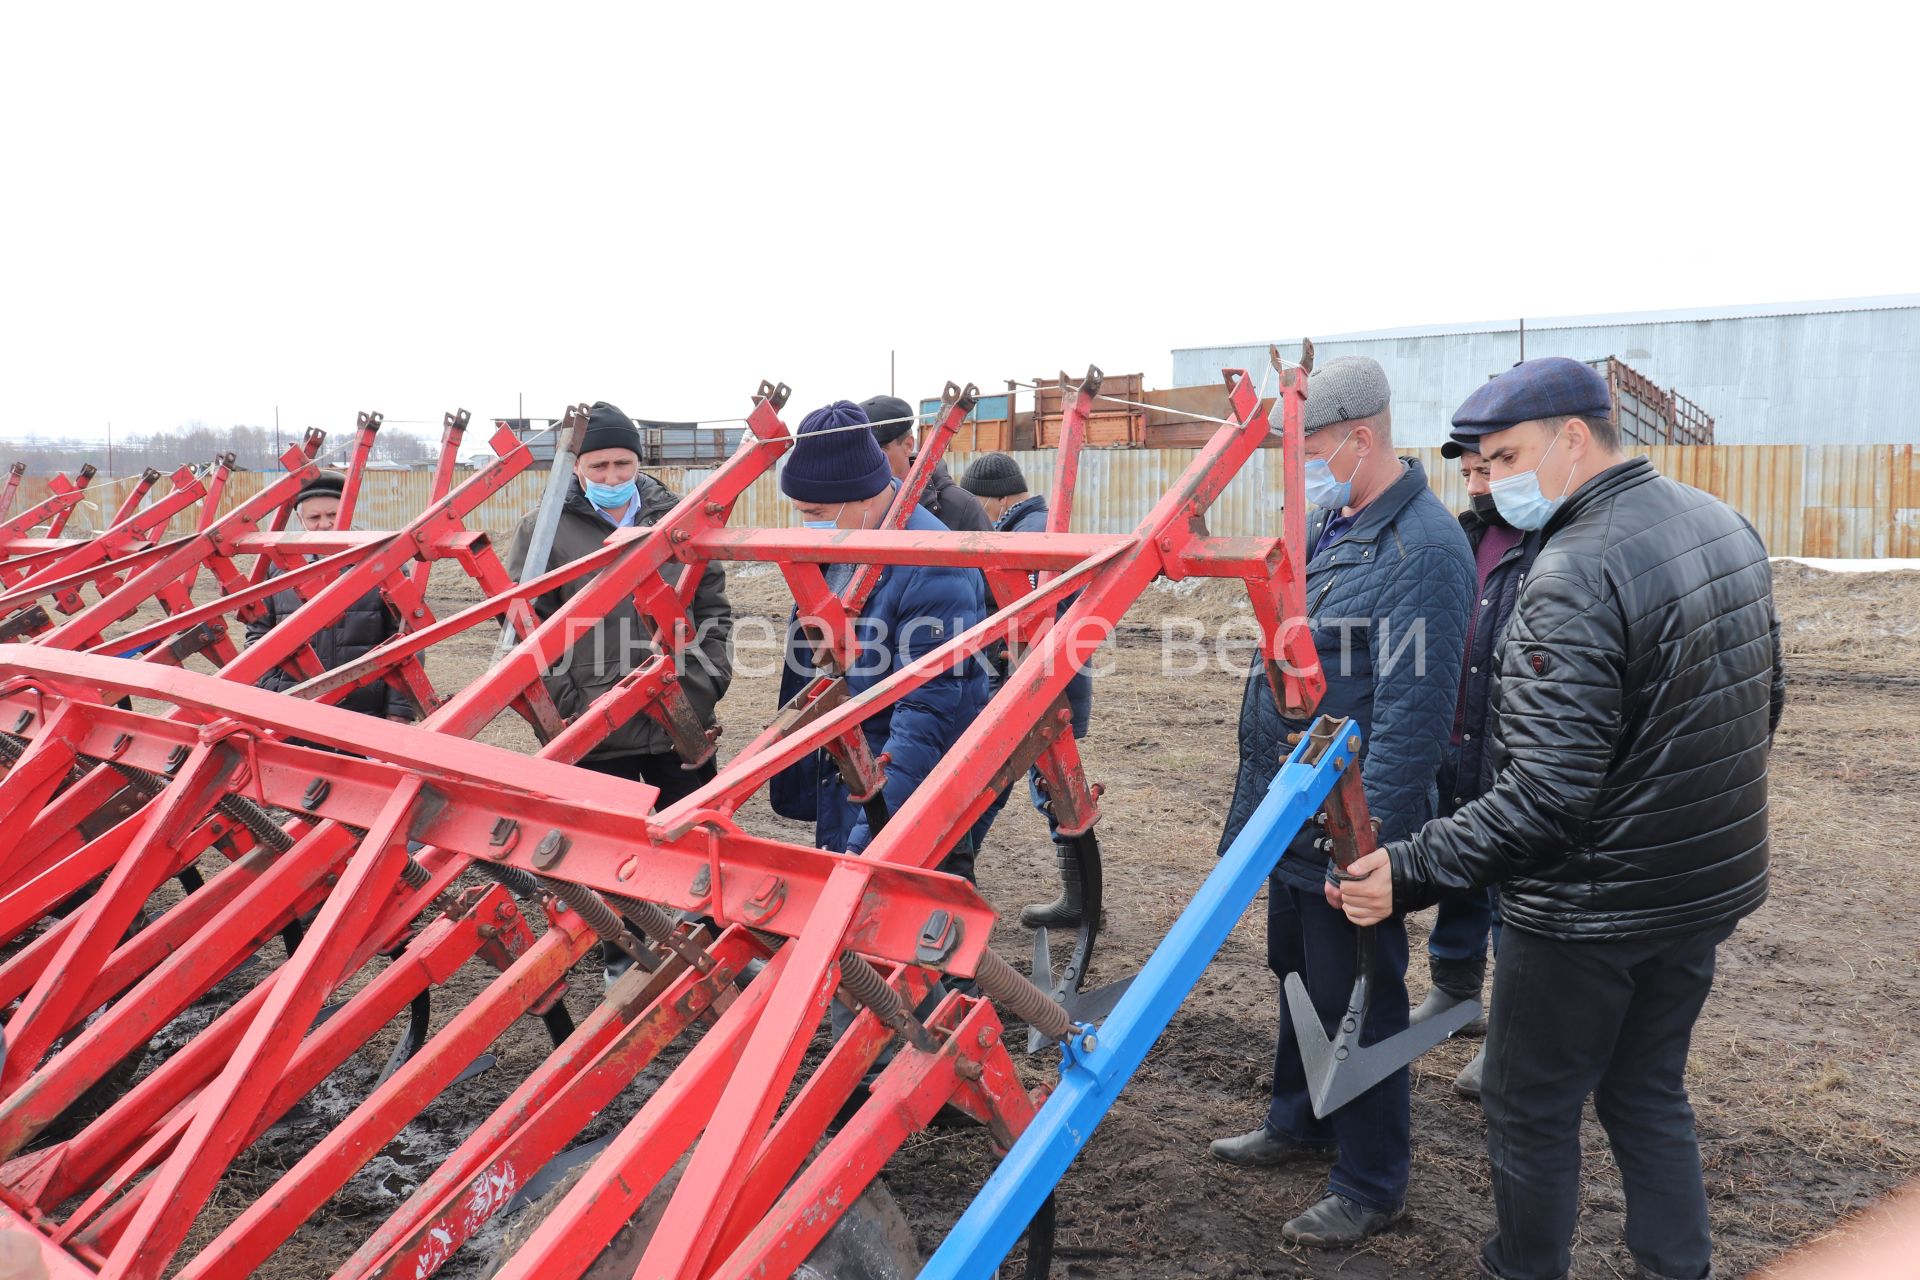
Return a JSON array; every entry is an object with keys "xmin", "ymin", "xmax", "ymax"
[{"xmin": 79, "ymin": 561, "xmax": 1920, "ymax": 1277}]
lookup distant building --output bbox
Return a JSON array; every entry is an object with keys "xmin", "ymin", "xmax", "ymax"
[{"xmin": 1172, "ymin": 295, "xmax": 1920, "ymax": 445}]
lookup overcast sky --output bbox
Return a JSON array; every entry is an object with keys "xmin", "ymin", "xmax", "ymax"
[{"xmin": 1, "ymin": 2, "xmax": 1909, "ymax": 451}]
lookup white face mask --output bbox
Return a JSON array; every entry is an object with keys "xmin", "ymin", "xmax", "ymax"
[{"xmin": 1488, "ymin": 430, "xmax": 1573, "ymax": 530}]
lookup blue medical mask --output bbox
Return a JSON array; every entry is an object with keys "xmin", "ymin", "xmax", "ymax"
[
  {"xmin": 801, "ymin": 502, "xmax": 846, "ymax": 530},
  {"xmin": 1303, "ymin": 429, "xmax": 1358, "ymax": 509},
  {"xmin": 1489, "ymin": 430, "xmax": 1571, "ymax": 531},
  {"xmin": 584, "ymin": 478, "xmax": 638, "ymax": 511}
]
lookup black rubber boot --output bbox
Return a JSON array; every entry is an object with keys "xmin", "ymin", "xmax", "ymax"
[{"xmin": 1019, "ymin": 840, "xmax": 1083, "ymax": 930}]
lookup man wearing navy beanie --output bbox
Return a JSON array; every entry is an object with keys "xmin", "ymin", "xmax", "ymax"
[
  {"xmin": 1335, "ymin": 357, "xmax": 1786, "ymax": 1280},
  {"xmin": 773, "ymin": 401, "xmax": 988, "ymax": 865}
]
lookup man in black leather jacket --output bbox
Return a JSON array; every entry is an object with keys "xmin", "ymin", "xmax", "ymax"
[{"xmin": 1336, "ymin": 358, "xmax": 1786, "ymax": 1280}]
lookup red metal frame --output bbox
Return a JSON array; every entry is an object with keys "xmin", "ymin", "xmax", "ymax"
[{"xmin": 0, "ymin": 366, "xmax": 1319, "ymax": 1278}]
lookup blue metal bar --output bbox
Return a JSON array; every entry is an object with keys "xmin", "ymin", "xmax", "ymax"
[{"xmin": 920, "ymin": 720, "xmax": 1361, "ymax": 1279}]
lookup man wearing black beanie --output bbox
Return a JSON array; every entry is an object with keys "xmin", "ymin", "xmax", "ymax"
[
  {"xmin": 859, "ymin": 394, "xmax": 991, "ymax": 534},
  {"xmin": 243, "ymin": 470, "xmax": 413, "ymax": 723},
  {"xmin": 506, "ymin": 401, "xmax": 734, "ymax": 793}
]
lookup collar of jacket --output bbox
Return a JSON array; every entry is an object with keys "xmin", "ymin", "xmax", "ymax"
[
  {"xmin": 562, "ymin": 473, "xmax": 675, "ymax": 526},
  {"xmin": 996, "ymin": 494, "xmax": 1047, "ymax": 530},
  {"xmin": 1459, "ymin": 507, "xmax": 1540, "ymax": 562},
  {"xmin": 1306, "ymin": 457, "xmax": 1432, "ymax": 566},
  {"xmin": 1541, "ymin": 456, "xmax": 1655, "ymax": 538}
]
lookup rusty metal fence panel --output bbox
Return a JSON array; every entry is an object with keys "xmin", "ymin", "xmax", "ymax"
[{"xmin": 9, "ymin": 446, "xmax": 1918, "ymax": 557}]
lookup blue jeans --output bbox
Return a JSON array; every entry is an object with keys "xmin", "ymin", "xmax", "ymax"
[
  {"xmin": 1429, "ymin": 885, "xmax": 1501, "ymax": 965},
  {"xmin": 1265, "ymin": 878, "xmax": 1410, "ymax": 1212}
]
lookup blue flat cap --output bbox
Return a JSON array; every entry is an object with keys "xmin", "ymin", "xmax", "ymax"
[
  {"xmin": 1304, "ymin": 356, "xmax": 1391, "ymax": 434},
  {"xmin": 1448, "ymin": 357, "xmax": 1613, "ymax": 453}
]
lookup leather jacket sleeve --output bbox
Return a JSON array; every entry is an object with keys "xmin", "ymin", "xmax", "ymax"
[{"xmin": 1387, "ymin": 565, "xmax": 1626, "ymax": 911}]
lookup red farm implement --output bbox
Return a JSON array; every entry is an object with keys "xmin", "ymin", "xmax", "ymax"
[{"xmin": 0, "ymin": 354, "xmax": 1401, "ymax": 1279}]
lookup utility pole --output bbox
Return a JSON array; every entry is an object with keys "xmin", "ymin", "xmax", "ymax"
[
  {"xmin": 1518, "ymin": 318, "xmax": 1526, "ymax": 361},
  {"xmin": 275, "ymin": 405, "xmax": 281, "ymax": 461},
  {"xmin": 107, "ymin": 422, "xmax": 113, "ymax": 474},
  {"xmin": 890, "ymin": 350, "xmax": 896, "ymax": 397}
]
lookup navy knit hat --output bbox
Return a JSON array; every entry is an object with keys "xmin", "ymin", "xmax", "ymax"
[
  {"xmin": 860, "ymin": 395, "xmax": 916, "ymax": 446},
  {"xmin": 293, "ymin": 470, "xmax": 345, "ymax": 509},
  {"xmin": 961, "ymin": 452, "xmax": 1026, "ymax": 498},
  {"xmin": 780, "ymin": 401, "xmax": 894, "ymax": 504},
  {"xmin": 1449, "ymin": 358, "xmax": 1614, "ymax": 453},
  {"xmin": 581, "ymin": 401, "xmax": 642, "ymax": 456}
]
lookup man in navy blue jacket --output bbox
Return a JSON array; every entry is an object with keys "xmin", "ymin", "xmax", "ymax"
[
  {"xmin": 774, "ymin": 401, "xmax": 988, "ymax": 868},
  {"xmin": 1210, "ymin": 357, "xmax": 1475, "ymax": 1247},
  {"xmin": 959, "ymin": 452, "xmax": 1095, "ymax": 927}
]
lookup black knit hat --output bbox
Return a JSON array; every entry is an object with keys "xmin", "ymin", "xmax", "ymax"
[
  {"xmin": 779, "ymin": 401, "xmax": 894, "ymax": 504},
  {"xmin": 293, "ymin": 470, "xmax": 346, "ymax": 509},
  {"xmin": 860, "ymin": 395, "xmax": 916, "ymax": 446},
  {"xmin": 961, "ymin": 452, "xmax": 1026, "ymax": 498},
  {"xmin": 581, "ymin": 401, "xmax": 642, "ymax": 457}
]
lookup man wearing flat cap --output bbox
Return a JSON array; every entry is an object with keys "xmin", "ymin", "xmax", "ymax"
[
  {"xmin": 859, "ymin": 394, "xmax": 992, "ymax": 533},
  {"xmin": 244, "ymin": 470, "xmax": 414, "ymax": 723},
  {"xmin": 1211, "ymin": 356, "xmax": 1475, "ymax": 1246},
  {"xmin": 1333, "ymin": 357, "xmax": 1787, "ymax": 1280}
]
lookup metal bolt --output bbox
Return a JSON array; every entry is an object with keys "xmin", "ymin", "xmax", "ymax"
[
  {"xmin": 742, "ymin": 875, "xmax": 787, "ymax": 924},
  {"xmin": 300, "ymin": 777, "xmax": 331, "ymax": 811},
  {"xmin": 1056, "ymin": 708, "xmax": 1072, "ymax": 724},
  {"xmin": 530, "ymin": 829, "xmax": 571, "ymax": 871},
  {"xmin": 954, "ymin": 1058, "xmax": 984, "ymax": 1082},
  {"xmin": 690, "ymin": 865, "xmax": 712, "ymax": 899},
  {"xmin": 703, "ymin": 501, "xmax": 725, "ymax": 516},
  {"xmin": 977, "ymin": 1028, "xmax": 997, "ymax": 1048},
  {"xmin": 495, "ymin": 899, "xmax": 517, "ymax": 920},
  {"xmin": 670, "ymin": 529, "xmax": 690, "ymax": 544},
  {"xmin": 1347, "ymin": 734, "xmax": 1361, "ymax": 754},
  {"xmin": 1080, "ymin": 1032, "xmax": 1099, "ymax": 1052},
  {"xmin": 413, "ymin": 608, "xmax": 425, "ymax": 619},
  {"xmin": 163, "ymin": 745, "xmax": 190, "ymax": 774},
  {"xmin": 109, "ymin": 732, "xmax": 133, "ymax": 757},
  {"xmin": 487, "ymin": 818, "xmax": 520, "ymax": 854}
]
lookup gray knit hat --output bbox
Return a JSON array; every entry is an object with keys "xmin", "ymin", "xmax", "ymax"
[
  {"xmin": 1304, "ymin": 356, "xmax": 1391, "ymax": 434},
  {"xmin": 961, "ymin": 452, "xmax": 1026, "ymax": 498}
]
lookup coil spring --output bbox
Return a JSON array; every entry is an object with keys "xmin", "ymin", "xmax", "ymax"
[
  {"xmin": 974, "ymin": 950, "xmax": 1074, "ymax": 1042},
  {"xmin": 837, "ymin": 952, "xmax": 938, "ymax": 1053},
  {"xmin": 535, "ymin": 876, "xmax": 648, "ymax": 963}
]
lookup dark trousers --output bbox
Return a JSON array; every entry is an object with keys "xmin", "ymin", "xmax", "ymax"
[
  {"xmin": 1428, "ymin": 886, "xmax": 1501, "ymax": 972},
  {"xmin": 1481, "ymin": 921, "xmax": 1736, "ymax": 1280},
  {"xmin": 1265, "ymin": 878, "xmax": 1410, "ymax": 1212},
  {"xmin": 580, "ymin": 750, "xmax": 717, "ymax": 807}
]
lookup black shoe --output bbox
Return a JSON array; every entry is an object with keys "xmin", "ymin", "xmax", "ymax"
[
  {"xmin": 1281, "ymin": 1193, "xmax": 1405, "ymax": 1247},
  {"xmin": 1208, "ymin": 1127, "xmax": 1337, "ymax": 1168}
]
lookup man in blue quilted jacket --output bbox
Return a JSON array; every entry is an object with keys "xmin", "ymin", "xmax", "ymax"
[
  {"xmin": 775, "ymin": 401, "xmax": 989, "ymax": 868},
  {"xmin": 1209, "ymin": 356, "xmax": 1475, "ymax": 1247}
]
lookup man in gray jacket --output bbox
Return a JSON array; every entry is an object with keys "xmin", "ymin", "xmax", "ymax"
[{"xmin": 504, "ymin": 401, "xmax": 733, "ymax": 798}]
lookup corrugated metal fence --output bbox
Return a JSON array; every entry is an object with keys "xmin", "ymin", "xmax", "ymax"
[{"xmin": 12, "ymin": 446, "xmax": 1919, "ymax": 558}]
